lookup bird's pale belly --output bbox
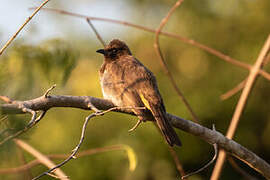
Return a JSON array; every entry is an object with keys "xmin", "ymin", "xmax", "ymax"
[
  {"xmin": 100, "ymin": 71, "xmax": 125, "ymax": 107},
  {"xmin": 101, "ymin": 86, "xmax": 124, "ymax": 106}
]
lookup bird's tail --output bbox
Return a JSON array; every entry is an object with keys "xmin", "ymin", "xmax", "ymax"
[{"xmin": 150, "ymin": 104, "xmax": 181, "ymax": 147}]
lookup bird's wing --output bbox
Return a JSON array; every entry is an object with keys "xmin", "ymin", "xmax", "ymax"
[
  {"xmin": 119, "ymin": 56, "xmax": 164, "ymax": 107},
  {"xmin": 120, "ymin": 57, "xmax": 181, "ymax": 146}
]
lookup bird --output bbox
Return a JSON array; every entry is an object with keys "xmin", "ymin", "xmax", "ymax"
[{"xmin": 96, "ymin": 39, "xmax": 181, "ymax": 147}]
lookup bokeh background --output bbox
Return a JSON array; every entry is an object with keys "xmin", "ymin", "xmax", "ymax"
[{"xmin": 1, "ymin": 0, "xmax": 270, "ymax": 179}]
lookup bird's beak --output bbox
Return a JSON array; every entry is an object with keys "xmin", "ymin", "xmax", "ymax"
[{"xmin": 96, "ymin": 49, "xmax": 105, "ymax": 55}]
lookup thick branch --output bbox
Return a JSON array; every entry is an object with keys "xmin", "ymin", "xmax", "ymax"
[
  {"xmin": 0, "ymin": 95, "xmax": 115, "ymax": 114},
  {"xmin": 1, "ymin": 95, "xmax": 270, "ymax": 179}
]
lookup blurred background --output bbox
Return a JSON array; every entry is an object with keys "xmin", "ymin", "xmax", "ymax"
[{"xmin": 1, "ymin": 0, "xmax": 270, "ymax": 179}]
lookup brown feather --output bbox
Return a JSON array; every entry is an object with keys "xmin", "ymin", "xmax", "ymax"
[{"xmin": 98, "ymin": 39, "xmax": 181, "ymax": 147}]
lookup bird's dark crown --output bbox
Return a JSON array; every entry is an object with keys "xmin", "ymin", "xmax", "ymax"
[{"xmin": 96, "ymin": 39, "xmax": 132, "ymax": 60}]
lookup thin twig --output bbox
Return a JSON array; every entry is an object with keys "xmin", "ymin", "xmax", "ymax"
[
  {"xmin": 211, "ymin": 35, "xmax": 270, "ymax": 180},
  {"xmin": 128, "ymin": 119, "xmax": 142, "ymax": 132},
  {"xmin": 33, "ymin": 106, "xmax": 144, "ymax": 180},
  {"xmin": 21, "ymin": 106, "xmax": 36, "ymax": 126},
  {"xmin": 34, "ymin": 110, "xmax": 47, "ymax": 124},
  {"xmin": 182, "ymin": 143, "xmax": 218, "ymax": 179},
  {"xmin": 86, "ymin": 18, "xmax": 106, "ymax": 47},
  {"xmin": 87, "ymin": 101, "xmax": 102, "ymax": 113},
  {"xmin": 0, "ymin": 85, "xmax": 55, "ymax": 146},
  {"xmin": 228, "ymin": 156, "xmax": 258, "ymax": 180},
  {"xmin": 220, "ymin": 79, "xmax": 247, "ymax": 100},
  {"xmin": 0, "ymin": 0, "xmax": 51, "ymax": 56},
  {"xmin": 0, "ymin": 111, "xmax": 46, "ymax": 146},
  {"xmin": 32, "ymin": 113, "xmax": 95, "ymax": 180},
  {"xmin": 33, "ymin": 7, "xmax": 270, "ymax": 82},
  {"xmin": 0, "ymin": 145, "xmax": 134, "ymax": 174},
  {"xmin": 14, "ymin": 139, "xmax": 68, "ymax": 180},
  {"xmin": 43, "ymin": 84, "xmax": 56, "ymax": 98},
  {"xmin": 221, "ymin": 52, "xmax": 270, "ymax": 100},
  {"xmin": 168, "ymin": 147, "xmax": 186, "ymax": 178},
  {"xmin": 182, "ymin": 125, "xmax": 218, "ymax": 179},
  {"xmin": 153, "ymin": 0, "xmax": 199, "ymax": 122},
  {"xmin": 0, "ymin": 106, "xmax": 37, "ymax": 145}
]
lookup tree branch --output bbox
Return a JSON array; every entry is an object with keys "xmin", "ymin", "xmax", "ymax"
[
  {"xmin": 14, "ymin": 139, "xmax": 68, "ymax": 180},
  {"xmin": 0, "ymin": 95, "xmax": 269, "ymax": 178},
  {"xmin": 0, "ymin": 144, "xmax": 135, "ymax": 174},
  {"xmin": 221, "ymin": 52, "xmax": 270, "ymax": 100},
  {"xmin": 0, "ymin": 0, "xmax": 51, "ymax": 56},
  {"xmin": 154, "ymin": 0, "xmax": 199, "ymax": 123},
  {"xmin": 31, "ymin": 7, "xmax": 270, "ymax": 82},
  {"xmin": 211, "ymin": 34, "xmax": 270, "ymax": 180}
]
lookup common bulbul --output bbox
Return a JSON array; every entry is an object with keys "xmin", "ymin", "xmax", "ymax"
[{"xmin": 96, "ymin": 39, "xmax": 181, "ymax": 147}]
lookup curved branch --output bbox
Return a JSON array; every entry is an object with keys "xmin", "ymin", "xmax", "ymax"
[
  {"xmin": 0, "ymin": 95, "xmax": 270, "ymax": 179},
  {"xmin": 154, "ymin": 0, "xmax": 199, "ymax": 123},
  {"xmin": 32, "ymin": 7, "xmax": 270, "ymax": 82}
]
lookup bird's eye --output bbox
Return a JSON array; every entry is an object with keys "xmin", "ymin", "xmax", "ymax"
[{"xmin": 111, "ymin": 48, "xmax": 118, "ymax": 54}]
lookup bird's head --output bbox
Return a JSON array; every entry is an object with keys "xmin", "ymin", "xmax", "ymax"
[{"xmin": 96, "ymin": 39, "xmax": 132, "ymax": 60}]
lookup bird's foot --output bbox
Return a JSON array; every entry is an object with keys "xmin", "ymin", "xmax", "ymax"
[{"xmin": 128, "ymin": 120, "xmax": 142, "ymax": 132}]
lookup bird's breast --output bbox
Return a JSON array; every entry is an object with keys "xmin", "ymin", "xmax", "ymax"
[{"xmin": 100, "ymin": 69, "xmax": 125, "ymax": 106}]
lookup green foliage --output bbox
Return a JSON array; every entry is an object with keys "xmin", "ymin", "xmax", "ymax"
[{"xmin": 0, "ymin": 39, "xmax": 78, "ymax": 98}]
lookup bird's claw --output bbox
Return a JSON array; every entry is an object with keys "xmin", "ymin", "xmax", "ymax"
[{"xmin": 128, "ymin": 120, "xmax": 142, "ymax": 132}]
